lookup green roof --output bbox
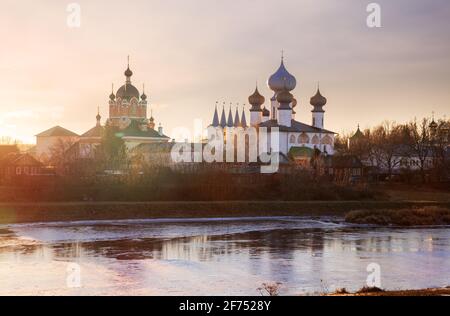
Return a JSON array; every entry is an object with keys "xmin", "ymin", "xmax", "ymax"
[
  {"xmin": 116, "ymin": 120, "xmax": 170, "ymax": 139},
  {"xmin": 289, "ymin": 146, "xmax": 315, "ymax": 158}
]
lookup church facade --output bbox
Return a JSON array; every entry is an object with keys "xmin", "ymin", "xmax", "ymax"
[
  {"xmin": 35, "ymin": 59, "xmax": 170, "ymax": 162},
  {"xmin": 209, "ymin": 56, "xmax": 336, "ymax": 162},
  {"xmin": 105, "ymin": 59, "xmax": 170, "ymax": 149}
]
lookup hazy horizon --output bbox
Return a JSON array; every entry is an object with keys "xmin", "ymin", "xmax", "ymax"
[{"xmin": 1, "ymin": 0, "xmax": 449, "ymax": 144}]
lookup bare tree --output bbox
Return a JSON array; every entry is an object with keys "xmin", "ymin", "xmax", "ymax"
[
  {"xmin": 369, "ymin": 121, "xmax": 405, "ymax": 178},
  {"xmin": 49, "ymin": 138, "xmax": 77, "ymax": 174},
  {"xmin": 406, "ymin": 118, "xmax": 432, "ymax": 183},
  {"xmin": 430, "ymin": 119, "xmax": 450, "ymax": 182},
  {"xmin": 0, "ymin": 136, "xmax": 21, "ymax": 145}
]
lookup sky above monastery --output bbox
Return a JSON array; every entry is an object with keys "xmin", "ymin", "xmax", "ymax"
[{"xmin": 1, "ymin": 0, "xmax": 449, "ymax": 143}]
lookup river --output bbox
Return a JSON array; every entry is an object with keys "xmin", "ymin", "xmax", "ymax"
[{"xmin": 0, "ymin": 216, "xmax": 449, "ymax": 295}]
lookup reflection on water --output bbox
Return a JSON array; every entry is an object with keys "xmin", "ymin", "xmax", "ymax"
[{"xmin": 0, "ymin": 217, "xmax": 449, "ymax": 295}]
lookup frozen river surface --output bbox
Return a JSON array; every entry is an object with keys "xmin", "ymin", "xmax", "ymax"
[{"xmin": 0, "ymin": 216, "xmax": 449, "ymax": 295}]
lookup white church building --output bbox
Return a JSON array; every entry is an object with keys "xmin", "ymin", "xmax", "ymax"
[{"xmin": 209, "ymin": 56, "xmax": 336, "ymax": 161}]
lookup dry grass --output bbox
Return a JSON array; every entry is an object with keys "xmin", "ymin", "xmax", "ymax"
[
  {"xmin": 330, "ymin": 287, "xmax": 450, "ymax": 297},
  {"xmin": 356, "ymin": 286, "xmax": 385, "ymax": 294},
  {"xmin": 345, "ymin": 206, "xmax": 450, "ymax": 226}
]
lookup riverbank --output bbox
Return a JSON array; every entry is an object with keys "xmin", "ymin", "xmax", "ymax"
[
  {"xmin": 328, "ymin": 286, "xmax": 450, "ymax": 296},
  {"xmin": 1, "ymin": 200, "xmax": 450, "ymax": 224},
  {"xmin": 345, "ymin": 206, "xmax": 450, "ymax": 226}
]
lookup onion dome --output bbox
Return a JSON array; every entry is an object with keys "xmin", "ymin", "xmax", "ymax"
[
  {"xmin": 116, "ymin": 84, "xmax": 140, "ymax": 100},
  {"xmin": 109, "ymin": 84, "xmax": 116, "ymax": 100},
  {"xmin": 262, "ymin": 107, "xmax": 270, "ymax": 117},
  {"xmin": 277, "ymin": 89, "xmax": 294, "ymax": 105},
  {"xmin": 351, "ymin": 125, "xmax": 364, "ymax": 139},
  {"xmin": 248, "ymin": 87, "xmax": 265, "ymax": 111},
  {"xmin": 96, "ymin": 107, "xmax": 102, "ymax": 126},
  {"xmin": 116, "ymin": 57, "xmax": 140, "ymax": 100},
  {"xmin": 291, "ymin": 98, "xmax": 298, "ymax": 109},
  {"xmin": 141, "ymin": 84, "xmax": 147, "ymax": 101},
  {"xmin": 310, "ymin": 88, "xmax": 327, "ymax": 111},
  {"xmin": 124, "ymin": 66, "xmax": 133, "ymax": 78},
  {"xmin": 268, "ymin": 57, "xmax": 297, "ymax": 92},
  {"xmin": 429, "ymin": 112, "xmax": 438, "ymax": 130}
]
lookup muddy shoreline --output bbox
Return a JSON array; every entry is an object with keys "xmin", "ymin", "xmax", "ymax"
[
  {"xmin": 1, "ymin": 200, "xmax": 449, "ymax": 224},
  {"xmin": 328, "ymin": 287, "xmax": 450, "ymax": 296}
]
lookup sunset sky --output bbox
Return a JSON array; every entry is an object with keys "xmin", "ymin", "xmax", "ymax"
[{"xmin": 1, "ymin": 0, "xmax": 449, "ymax": 143}]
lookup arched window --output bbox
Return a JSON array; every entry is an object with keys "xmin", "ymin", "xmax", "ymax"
[
  {"xmin": 298, "ymin": 133, "xmax": 309, "ymax": 144},
  {"xmin": 290, "ymin": 135, "xmax": 296, "ymax": 143},
  {"xmin": 312, "ymin": 135, "xmax": 320, "ymax": 145},
  {"xmin": 321, "ymin": 135, "xmax": 333, "ymax": 145}
]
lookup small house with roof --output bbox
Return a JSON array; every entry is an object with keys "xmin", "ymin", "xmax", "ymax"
[{"xmin": 35, "ymin": 126, "xmax": 80, "ymax": 162}]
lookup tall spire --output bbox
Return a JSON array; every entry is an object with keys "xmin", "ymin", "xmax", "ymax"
[
  {"xmin": 220, "ymin": 102, "xmax": 227, "ymax": 128},
  {"xmin": 234, "ymin": 104, "xmax": 241, "ymax": 127},
  {"xmin": 96, "ymin": 107, "xmax": 101, "ymax": 126},
  {"xmin": 241, "ymin": 104, "xmax": 247, "ymax": 128},
  {"xmin": 227, "ymin": 103, "xmax": 234, "ymax": 127},
  {"xmin": 141, "ymin": 83, "xmax": 147, "ymax": 101},
  {"xmin": 148, "ymin": 108, "xmax": 155, "ymax": 129},
  {"xmin": 125, "ymin": 55, "xmax": 133, "ymax": 83},
  {"xmin": 212, "ymin": 101, "xmax": 220, "ymax": 127},
  {"xmin": 109, "ymin": 83, "xmax": 116, "ymax": 100}
]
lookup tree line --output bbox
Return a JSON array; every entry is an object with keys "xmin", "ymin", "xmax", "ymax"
[{"xmin": 335, "ymin": 118, "xmax": 449, "ymax": 183}]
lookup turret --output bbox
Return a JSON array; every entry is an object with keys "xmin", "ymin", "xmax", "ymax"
[
  {"xmin": 96, "ymin": 107, "xmax": 101, "ymax": 127},
  {"xmin": 310, "ymin": 85, "xmax": 327, "ymax": 129},
  {"xmin": 248, "ymin": 86, "xmax": 265, "ymax": 126},
  {"xmin": 276, "ymin": 88, "xmax": 293, "ymax": 127},
  {"xmin": 148, "ymin": 110, "xmax": 155, "ymax": 130}
]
